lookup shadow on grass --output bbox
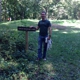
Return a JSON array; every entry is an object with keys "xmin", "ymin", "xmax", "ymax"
[{"xmin": 0, "ymin": 50, "xmax": 56, "ymax": 80}]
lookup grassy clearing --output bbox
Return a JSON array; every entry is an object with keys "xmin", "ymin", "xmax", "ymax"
[{"xmin": 0, "ymin": 19, "xmax": 80, "ymax": 80}]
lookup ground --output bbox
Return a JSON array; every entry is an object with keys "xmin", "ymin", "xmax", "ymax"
[{"xmin": 0, "ymin": 20, "xmax": 80, "ymax": 80}]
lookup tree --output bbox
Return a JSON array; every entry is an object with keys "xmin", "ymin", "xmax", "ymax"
[
  {"xmin": 0, "ymin": 0, "xmax": 2, "ymax": 21},
  {"xmin": 1, "ymin": 0, "xmax": 80, "ymax": 21}
]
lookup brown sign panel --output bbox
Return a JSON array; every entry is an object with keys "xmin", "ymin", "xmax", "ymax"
[{"xmin": 18, "ymin": 26, "xmax": 36, "ymax": 31}]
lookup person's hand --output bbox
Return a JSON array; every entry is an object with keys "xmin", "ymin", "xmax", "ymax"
[
  {"xmin": 30, "ymin": 26, "xmax": 36, "ymax": 31},
  {"xmin": 30, "ymin": 26, "xmax": 34, "ymax": 28},
  {"xmin": 47, "ymin": 36, "xmax": 50, "ymax": 40},
  {"xmin": 47, "ymin": 35, "xmax": 51, "ymax": 40}
]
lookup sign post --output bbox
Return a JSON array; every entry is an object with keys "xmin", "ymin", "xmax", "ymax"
[
  {"xmin": 26, "ymin": 31, "xmax": 28, "ymax": 51},
  {"xmin": 18, "ymin": 26, "xmax": 36, "ymax": 51}
]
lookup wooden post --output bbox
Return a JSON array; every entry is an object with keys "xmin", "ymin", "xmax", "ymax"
[
  {"xmin": 26, "ymin": 31, "xmax": 28, "ymax": 51},
  {"xmin": 18, "ymin": 26, "xmax": 36, "ymax": 51}
]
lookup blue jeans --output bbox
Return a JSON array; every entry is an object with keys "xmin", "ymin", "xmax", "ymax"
[{"xmin": 38, "ymin": 35, "xmax": 47, "ymax": 59}]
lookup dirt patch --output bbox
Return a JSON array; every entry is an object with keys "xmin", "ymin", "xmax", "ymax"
[{"xmin": 52, "ymin": 24, "xmax": 67, "ymax": 30}]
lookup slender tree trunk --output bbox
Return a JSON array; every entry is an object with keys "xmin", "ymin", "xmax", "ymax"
[
  {"xmin": 0, "ymin": 0, "xmax": 2, "ymax": 21},
  {"xmin": 45, "ymin": 7, "xmax": 49, "ymax": 19}
]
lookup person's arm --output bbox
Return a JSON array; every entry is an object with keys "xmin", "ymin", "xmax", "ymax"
[
  {"xmin": 30, "ymin": 26, "xmax": 39, "ymax": 30},
  {"xmin": 36, "ymin": 21, "xmax": 40, "ymax": 30},
  {"xmin": 36, "ymin": 26, "xmax": 39, "ymax": 30},
  {"xmin": 30, "ymin": 21, "xmax": 40, "ymax": 30},
  {"xmin": 48, "ymin": 26, "xmax": 52, "ymax": 39}
]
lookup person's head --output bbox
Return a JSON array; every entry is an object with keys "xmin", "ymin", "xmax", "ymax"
[{"xmin": 41, "ymin": 11, "xmax": 46, "ymax": 20}]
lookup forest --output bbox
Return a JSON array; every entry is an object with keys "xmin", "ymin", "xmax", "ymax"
[{"xmin": 0, "ymin": 0, "xmax": 80, "ymax": 21}]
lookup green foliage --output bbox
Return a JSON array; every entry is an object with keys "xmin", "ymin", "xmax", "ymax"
[{"xmin": 1, "ymin": 0, "xmax": 80, "ymax": 21}]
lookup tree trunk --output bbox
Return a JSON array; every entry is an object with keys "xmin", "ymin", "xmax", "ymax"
[
  {"xmin": 45, "ymin": 7, "xmax": 49, "ymax": 19},
  {"xmin": 0, "ymin": 0, "xmax": 2, "ymax": 21}
]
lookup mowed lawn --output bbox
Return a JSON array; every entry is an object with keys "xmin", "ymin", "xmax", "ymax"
[{"xmin": 0, "ymin": 20, "xmax": 80, "ymax": 80}]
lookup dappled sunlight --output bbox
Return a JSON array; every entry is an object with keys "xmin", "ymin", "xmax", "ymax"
[
  {"xmin": 0, "ymin": 58, "xmax": 19, "ymax": 69},
  {"xmin": 62, "ymin": 20, "xmax": 70, "ymax": 26},
  {"xmin": 27, "ymin": 19, "xmax": 39, "ymax": 22},
  {"xmin": 7, "ymin": 61, "xmax": 19, "ymax": 67},
  {"xmin": 10, "ymin": 29, "xmax": 17, "ymax": 31},
  {"xmin": 62, "ymin": 20, "xmax": 80, "ymax": 27},
  {"xmin": 1, "ymin": 21, "xmax": 12, "ymax": 25},
  {"xmin": 75, "ymin": 25, "xmax": 80, "ymax": 28},
  {"xmin": 43, "ymin": 62, "xmax": 56, "ymax": 75},
  {"xmin": 53, "ymin": 29, "xmax": 59, "ymax": 31},
  {"xmin": 62, "ymin": 31, "xmax": 68, "ymax": 34},
  {"xmin": 52, "ymin": 22, "xmax": 80, "ymax": 36},
  {"xmin": 43, "ymin": 63, "xmax": 53, "ymax": 71},
  {"xmin": 71, "ymin": 30, "xmax": 80, "ymax": 33},
  {"xmin": 16, "ymin": 71, "xmax": 28, "ymax": 80},
  {"xmin": 36, "ymin": 30, "xmax": 39, "ymax": 32},
  {"xmin": 56, "ymin": 29, "xmax": 80, "ymax": 34}
]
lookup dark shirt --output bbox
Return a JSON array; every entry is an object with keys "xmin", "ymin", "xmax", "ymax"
[{"xmin": 38, "ymin": 19, "xmax": 51, "ymax": 36}]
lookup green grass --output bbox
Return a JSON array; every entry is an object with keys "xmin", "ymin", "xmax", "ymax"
[{"xmin": 0, "ymin": 19, "xmax": 80, "ymax": 80}]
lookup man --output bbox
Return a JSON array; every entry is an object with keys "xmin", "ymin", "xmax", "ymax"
[{"xmin": 36, "ymin": 11, "xmax": 52, "ymax": 60}]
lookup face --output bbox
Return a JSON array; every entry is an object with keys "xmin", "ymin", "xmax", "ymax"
[{"xmin": 41, "ymin": 12, "xmax": 46, "ymax": 20}]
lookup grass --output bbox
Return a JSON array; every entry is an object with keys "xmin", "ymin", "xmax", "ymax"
[{"xmin": 0, "ymin": 19, "xmax": 80, "ymax": 80}]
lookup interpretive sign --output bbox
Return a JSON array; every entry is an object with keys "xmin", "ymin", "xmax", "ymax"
[{"xmin": 18, "ymin": 26, "xmax": 36, "ymax": 51}]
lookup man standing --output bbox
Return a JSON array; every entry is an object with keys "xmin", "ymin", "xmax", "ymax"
[{"xmin": 36, "ymin": 11, "xmax": 52, "ymax": 60}]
